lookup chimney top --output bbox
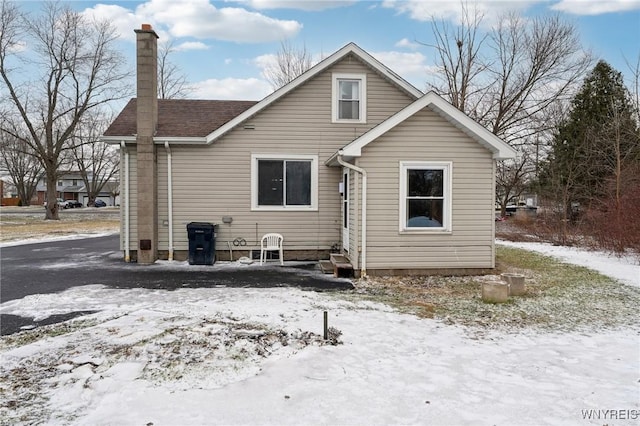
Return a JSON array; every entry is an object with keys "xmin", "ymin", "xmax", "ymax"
[{"xmin": 135, "ymin": 24, "xmax": 159, "ymax": 38}]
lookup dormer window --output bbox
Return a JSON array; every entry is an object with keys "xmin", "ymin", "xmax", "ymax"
[{"xmin": 332, "ymin": 73, "xmax": 366, "ymax": 123}]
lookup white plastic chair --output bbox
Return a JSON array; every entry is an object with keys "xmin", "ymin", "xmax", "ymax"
[{"xmin": 260, "ymin": 233, "xmax": 284, "ymax": 266}]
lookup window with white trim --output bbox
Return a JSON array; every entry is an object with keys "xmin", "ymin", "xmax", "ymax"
[
  {"xmin": 399, "ymin": 161, "xmax": 452, "ymax": 232},
  {"xmin": 251, "ymin": 154, "xmax": 318, "ymax": 211},
  {"xmin": 332, "ymin": 73, "xmax": 366, "ymax": 123}
]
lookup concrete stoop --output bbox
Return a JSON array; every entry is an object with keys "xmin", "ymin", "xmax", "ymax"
[{"xmin": 328, "ymin": 253, "xmax": 354, "ymax": 278}]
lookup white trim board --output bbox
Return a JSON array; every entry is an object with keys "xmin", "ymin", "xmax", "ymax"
[{"xmin": 329, "ymin": 91, "xmax": 517, "ymax": 163}]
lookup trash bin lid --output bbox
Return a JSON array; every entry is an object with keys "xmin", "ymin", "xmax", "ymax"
[{"xmin": 187, "ymin": 222, "xmax": 215, "ymax": 230}]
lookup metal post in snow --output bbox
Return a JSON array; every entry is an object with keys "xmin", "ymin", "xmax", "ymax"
[{"xmin": 324, "ymin": 310, "xmax": 328, "ymax": 340}]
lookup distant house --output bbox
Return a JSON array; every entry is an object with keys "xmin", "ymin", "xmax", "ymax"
[
  {"xmin": 36, "ymin": 172, "xmax": 118, "ymax": 206},
  {"xmin": 102, "ymin": 25, "xmax": 515, "ymax": 275}
]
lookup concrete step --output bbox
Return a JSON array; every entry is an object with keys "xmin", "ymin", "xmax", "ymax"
[{"xmin": 329, "ymin": 253, "xmax": 353, "ymax": 278}]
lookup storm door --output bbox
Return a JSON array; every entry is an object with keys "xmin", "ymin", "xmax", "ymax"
[{"xmin": 342, "ymin": 168, "xmax": 349, "ymax": 251}]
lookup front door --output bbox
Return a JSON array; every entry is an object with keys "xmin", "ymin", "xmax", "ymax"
[{"xmin": 342, "ymin": 168, "xmax": 349, "ymax": 251}]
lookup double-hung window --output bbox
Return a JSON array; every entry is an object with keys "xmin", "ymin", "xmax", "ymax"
[
  {"xmin": 332, "ymin": 73, "xmax": 366, "ymax": 123},
  {"xmin": 251, "ymin": 154, "xmax": 318, "ymax": 211},
  {"xmin": 399, "ymin": 161, "xmax": 452, "ymax": 232}
]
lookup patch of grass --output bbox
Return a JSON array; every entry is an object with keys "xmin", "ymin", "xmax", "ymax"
[
  {"xmin": 0, "ymin": 318, "xmax": 99, "ymax": 350},
  {"xmin": 0, "ymin": 212, "xmax": 119, "ymax": 242},
  {"xmin": 344, "ymin": 246, "xmax": 640, "ymax": 333}
]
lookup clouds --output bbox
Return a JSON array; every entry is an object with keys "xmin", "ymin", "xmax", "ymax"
[
  {"xmin": 382, "ymin": 0, "xmax": 640, "ymax": 22},
  {"xmin": 240, "ymin": 0, "xmax": 354, "ymax": 11},
  {"xmin": 80, "ymin": 0, "xmax": 300, "ymax": 99},
  {"xmin": 141, "ymin": 0, "xmax": 301, "ymax": 42},
  {"xmin": 381, "ymin": 0, "xmax": 531, "ymax": 26},
  {"xmin": 81, "ymin": 4, "xmax": 145, "ymax": 41},
  {"xmin": 382, "ymin": 0, "xmax": 466, "ymax": 22},
  {"xmin": 371, "ymin": 50, "xmax": 436, "ymax": 89},
  {"xmin": 174, "ymin": 41, "xmax": 209, "ymax": 51},
  {"xmin": 395, "ymin": 38, "xmax": 421, "ymax": 49},
  {"xmin": 83, "ymin": 0, "xmax": 302, "ymax": 43},
  {"xmin": 73, "ymin": 0, "xmax": 638, "ymax": 102},
  {"xmin": 190, "ymin": 77, "xmax": 272, "ymax": 100},
  {"xmin": 551, "ymin": 0, "xmax": 640, "ymax": 15},
  {"xmin": 254, "ymin": 53, "xmax": 278, "ymax": 79},
  {"xmin": 190, "ymin": 48, "xmax": 433, "ymax": 100}
]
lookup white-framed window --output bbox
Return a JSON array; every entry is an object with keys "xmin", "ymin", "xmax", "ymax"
[
  {"xmin": 399, "ymin": 161, "xmax": 452, "ymax": 232},
  {"xmin": 251, "ymin": 154, "xmax": 318, "ymax": 211},
  {"xmin": 332, "ymin": 73, "xmax": 367, "ymax": 123}
]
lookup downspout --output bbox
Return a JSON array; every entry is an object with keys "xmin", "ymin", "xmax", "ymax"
[
  {"xmin": 336, "ymin": 151, "xmax": 367, "ymax": 277},
  {"xmin": 120, "ymin": 141, "xmax": 130, "ymax": 262},
  {"xmin": 165, "ymin": 142, "xmax": 174, "ymax": 261}
]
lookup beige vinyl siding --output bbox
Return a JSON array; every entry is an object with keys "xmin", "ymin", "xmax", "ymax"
[
  {"xmin": 346, "ymin": 168, "xmax": 360, "ymax": 268},
  {"xmin": 358, "ymin": 107, "xmax": 496, "ymax": 270},
  {"xmin": 154, "ymin": 54, "xmax": 415, "ymax": 256},
  {"xmin": 157, "ymin": 149, "xmax": 169, "ymax": 249},
  {"xmin": 121, "ymin": 148, "xmax": 138, "ymax": 251}
]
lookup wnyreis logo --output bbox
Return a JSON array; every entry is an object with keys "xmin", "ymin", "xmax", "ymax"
[{"xmin": 581, "ymin": 409, "xmax": 639, "ymax": 421}]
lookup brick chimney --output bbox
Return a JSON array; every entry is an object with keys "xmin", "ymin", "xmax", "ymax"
[{"xmin": 135, "ymin": 24, "xmax": 159, "ymax": 264}]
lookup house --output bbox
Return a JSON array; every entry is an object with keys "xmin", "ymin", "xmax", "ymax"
[
  {"xmin": 36, "ymin": 172, "xmax": 82, "ymax": 205},
  {"xmin": 102, "ymin": 24, "xmax": 516, "ymax": 276},
  {"xmin": 0, "ymin": 176, "xmax": 7, "ymax": 198},
  {"xmin": 36, "ymin": 172, "xmax": 118, "ymax": 206}
]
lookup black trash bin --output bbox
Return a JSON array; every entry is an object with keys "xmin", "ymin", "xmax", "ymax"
[{"xmin": 186, "ymin": 222, "xmax": 216, "ymax": 265}]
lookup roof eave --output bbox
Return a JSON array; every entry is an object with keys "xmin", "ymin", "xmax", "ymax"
[
  {"xmin": 154, "ymin": 137, "xmax": 208, "ymax": 145},
  {"xmin": 101, "ymin": 136, "xmax": 135, "ymax": 144},
  {"xmin": 337, "ymin": 91, "xmax": 517, "ymax": 161},
  {"xmin": 427, "ymin": 102, "xmax": 517, "ymax": 160},
  {"xmin": 325, "ymin": 151, "xmax": 357, "ymax": 166},
  {"xmin": 100, "ymin": 136, "xmax": 209, "ymax": 145}
]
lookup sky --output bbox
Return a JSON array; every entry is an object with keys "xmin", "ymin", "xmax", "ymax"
[{"xmin": 15, "ymin": 0, "xmax": 640, "ymax": 102}]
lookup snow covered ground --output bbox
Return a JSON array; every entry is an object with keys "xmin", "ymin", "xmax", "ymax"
[
  {"xmin": 1, "ymin": 237, "xmax": 639, "ymax": 425},
  {"xmin": 498, "ymin": 240, "xmax": 639, "ymax": 288}
]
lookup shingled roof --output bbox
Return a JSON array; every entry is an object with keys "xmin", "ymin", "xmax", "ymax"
[{"xmin": 103, "ymin": 98, "xmax": 257, "ymax": 138}]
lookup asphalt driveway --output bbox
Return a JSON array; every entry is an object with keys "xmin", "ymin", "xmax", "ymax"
[{"xmin": 0, "ymin": 235, "xmax": 354, "ymax": 335}]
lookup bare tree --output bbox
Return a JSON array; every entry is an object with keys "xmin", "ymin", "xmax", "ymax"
[
  {"xmin": 429, "ymin": 10, "xmax": 590, "ymax": 141},
  {"xmin": 425, "ymin": 6, "xmax": 592, "ymax": 212},
  {"xmin": 69, "ymin": 111, "xmax": 120, "ymax": 207},
  {"xmin": 0, "ymin": 1, "xmax": 130, "ymax": 219},
  {"xmin": 495, "ymin": 153, "xmax": 531, "ymax": 217},
  {"xmin": 485, "ymin": 13, "xmax": 592, "ymax": 142},
  {"xmin": 158, "ymin": 40, "xmax": 191, "ymax": 99},
  {"xmin": 624, "ymin": 53, "xmax": 640, "ymax": 125},
  {"xmin": 264, "ymin": 40, "xmax": 313, "ymax": 90},
  {"xmin": 427, "ymin": 4, "xmax": 491, "ymax": 114},
  {"xmin": 0, "ymin": 121, "xmax": 43, "ymax": 206},
  {"xmin": 538, "ymin": 144, "xmax": 585, "ymax": 245}
]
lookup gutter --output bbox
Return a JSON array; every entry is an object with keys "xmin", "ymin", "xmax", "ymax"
[
  {"xmin": 101, "ymin": 136, "xmax": 208, "ymax": 145},
  {"xmin": 120, "ymin": 141, "xmax": 130, "ymax": 262},
  {"xmin": 165, "ymin": 142, "xmax": 174, "ymax": 261},
  {"xmin": 336, "ymin": 151, "xmax": 367, "ymax": 277}
]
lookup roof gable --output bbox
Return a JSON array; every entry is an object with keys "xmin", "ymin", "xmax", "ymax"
[
  {"xmin": 203, "ymin": 42, "xmax": 424, "ymax": 144},
  {"xmin": 330, "ymin": 91, "xmax": 517, "ymax": 161},
  {"xmin": 102, "ymin": 42, "xmax": 423, "ymax": 144}
]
